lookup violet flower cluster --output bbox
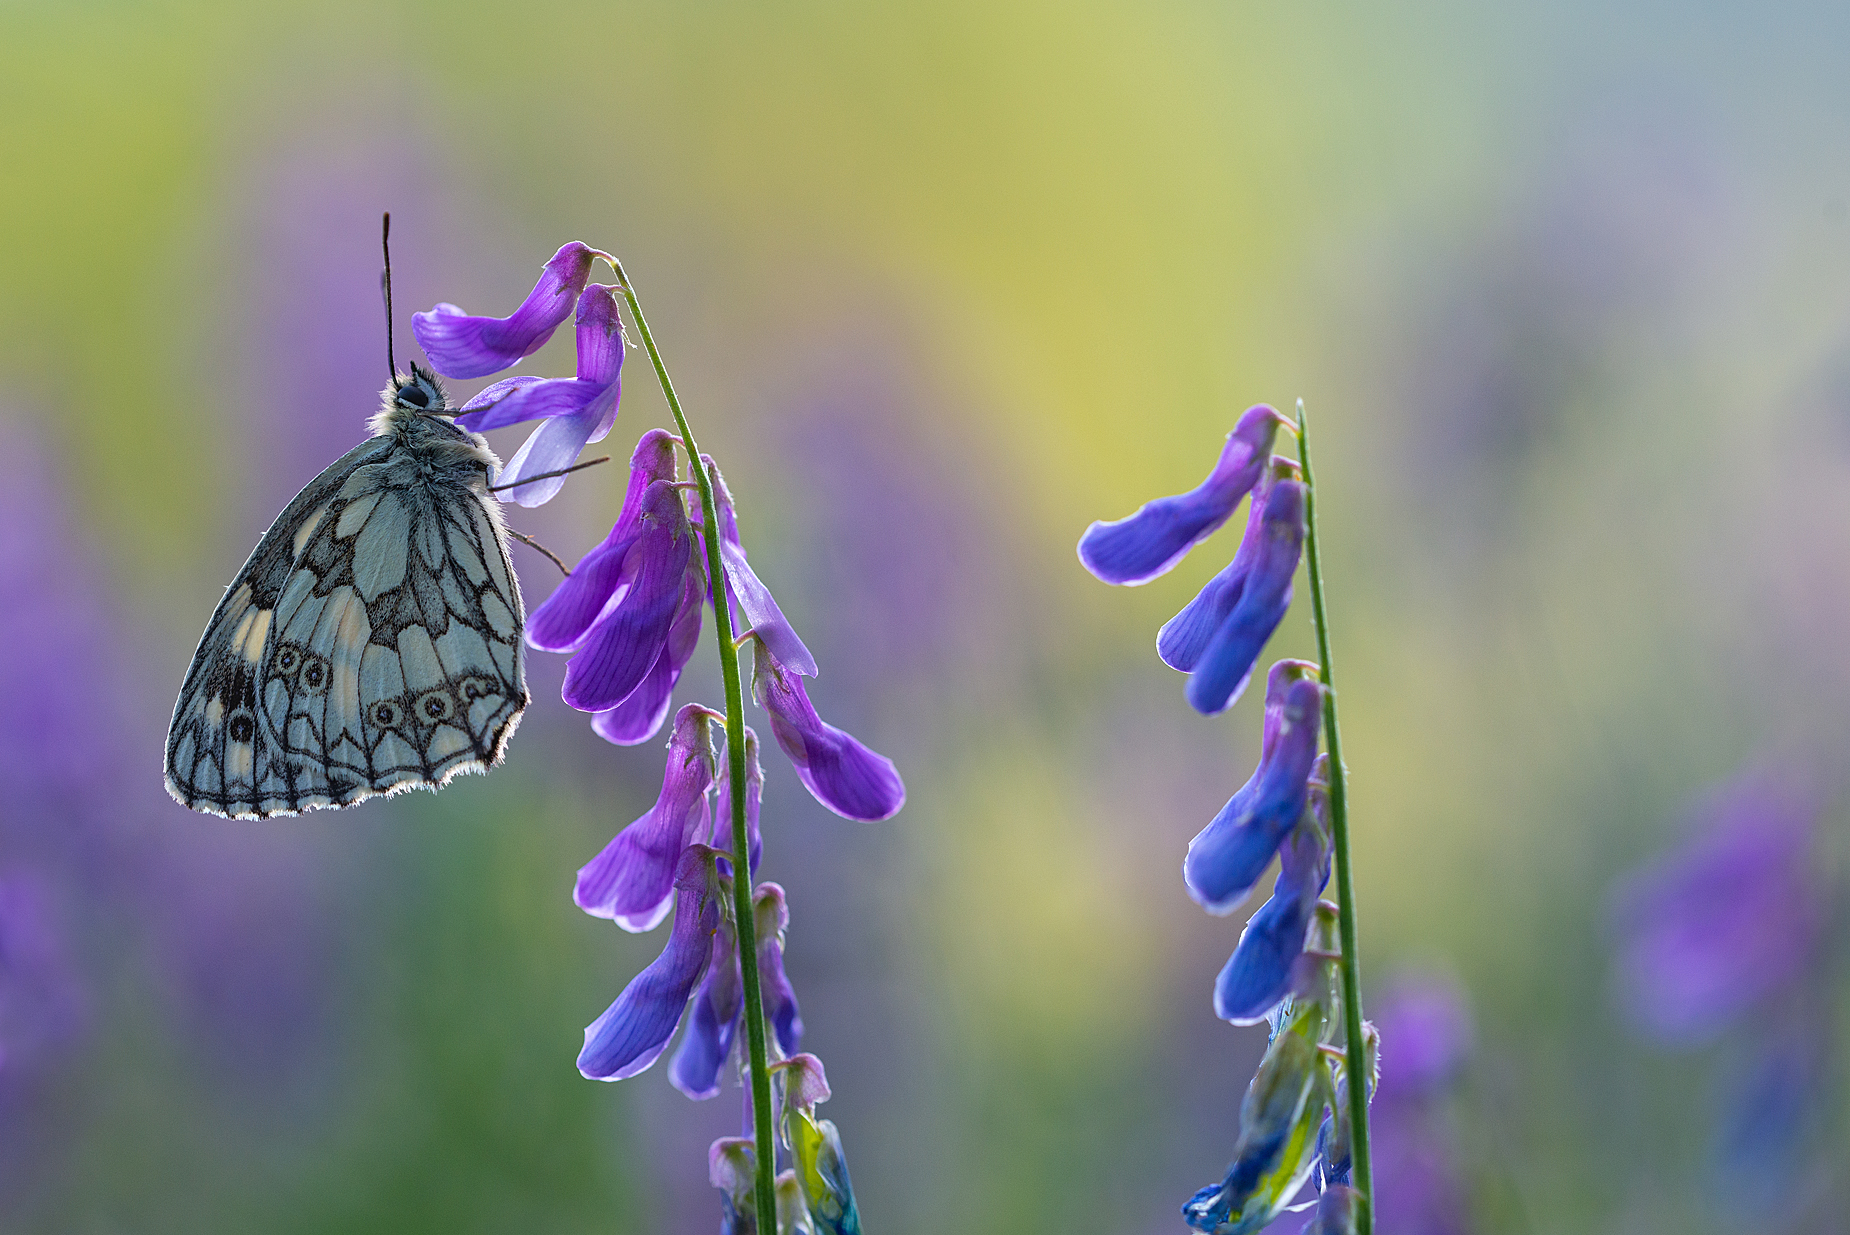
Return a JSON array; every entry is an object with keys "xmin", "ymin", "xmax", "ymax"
[
  {"xmin": 415, "ymin": 247, "xmax": 899, "ymax": 1232},
  {"xmin": 1609, "ymin": 769, "xmax": 1840, "ymax": 1214},
  {"xmin": 1079, "ymin": 405, "xmax": 1376, "ymax": 1233}
]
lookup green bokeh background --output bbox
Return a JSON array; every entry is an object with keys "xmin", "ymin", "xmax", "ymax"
[{"xmin": 3, "ymin": 2, "xmax": 1847, "ymax": 1232}]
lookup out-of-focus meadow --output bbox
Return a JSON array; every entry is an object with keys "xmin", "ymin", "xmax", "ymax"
[{"xmin": 2, "ymin": 2, "xmax": 1847, "ymax": 1232}]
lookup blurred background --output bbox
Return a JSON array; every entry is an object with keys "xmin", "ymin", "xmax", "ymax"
[{"xmin": 1, "ymin": 1, "xmax": 1846, "ymax": 1231}]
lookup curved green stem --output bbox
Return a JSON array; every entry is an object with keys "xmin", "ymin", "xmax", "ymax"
[
  {"xmin": 1295, "ymin": 398, "xmax": 1373, "ymax": 1232},
  {"xmin": 607, "ymin": 257, "xmax": 779, "ymax": 1227}
]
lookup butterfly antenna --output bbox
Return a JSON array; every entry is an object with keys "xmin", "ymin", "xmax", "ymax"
[{"xmin": 381, "ymin": 211, "xmax": 397, "ymax": 380}]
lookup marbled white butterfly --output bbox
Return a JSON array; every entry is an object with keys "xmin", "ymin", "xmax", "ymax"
[{"xmin": 165, "ymin": 358, "xmax": 530, "ymax": 818}]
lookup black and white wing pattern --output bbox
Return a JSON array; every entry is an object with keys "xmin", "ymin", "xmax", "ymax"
[{"xmin": 166, "ymin": 429, "xmax": 529, "ymax": 818}]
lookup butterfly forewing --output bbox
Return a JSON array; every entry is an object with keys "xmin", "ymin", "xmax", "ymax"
[{"xmin": 166, "ymin": 415, "xmax": 529, "ymax": 819}]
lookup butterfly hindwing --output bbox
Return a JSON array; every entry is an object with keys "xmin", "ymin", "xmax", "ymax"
[{"xmin": 166, "ymin": 415, "xmax": 528, "ymax": 819}]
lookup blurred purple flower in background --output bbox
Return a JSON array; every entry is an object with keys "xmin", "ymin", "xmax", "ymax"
[
  {"xmin": 1610, "ymin": 768, "xmax": 1841, "ymax": 1218},
  {"xmin": 0, "ymin": 873, "xmax": 84, "ymax": 1078},
  {"xmin": 1367, "ymin": 976, "xmax": 1475, "ymax": 1235},
  {"xmin": 1610, "ymin": 772, "xmax": 1826, "ymax": 1045}
]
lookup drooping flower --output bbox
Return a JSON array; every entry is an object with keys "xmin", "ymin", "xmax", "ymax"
[
  {"xmin": 451, "ymin": 283, "xmax": 626, "ymax": 507},
  {"xmin": 1214, "ymin": 772, "xmax": 1333, "ymax": 1025},
  {"xmin": 1297, "ymin": 1185, "xmax": 1363, "ymax": 1235},
  {"xmin": 777, "ymin": 1054, "xmax": 864, "ymax": 1235},
  {"xmin": 558, "ymin": 480, "xmax": 698, "ymax": 714},
  {"xmin": 754, "ymin": 882, "xmax": 804, "ymax": 1056},
  {"xmin": 1184, "ymin": 474, "xmax": 1306, "ymax": 716},
  {"xmin": 709, "ymin": 1136, "xmax": 762, "ymax": 1235},
  {"xmin": 750, "ymin": 639, "xmax": 904, "ymax": 822},
  {"xmin": 1183, "ymin": 1011, "xmax": 1330, "ymax": 1234},
  {"xmin": 704, "ymin": 456, "xmax": 818, "ymax": 678},
  {"xmin": 1184, "ymin": 665, "xmax": 1323, "ymax": 913},
  {"xmin": 668, "ymin": 878, "xmax": 802, "ymax": 1100},
  {"xmin": 707, "ymin": 726, "xmax": 766, "ymax": 876},
  {"xmin": 1609, "ymin": 771, "xmax": 1825, "ymax": 1045},
  {"xmin": 668, "ymin": 897, "xmax": 743, "ymax": 1101},
  {"xmin": 575, "ymin": 705, "xmax": 720, "ymax": 931},
  {"xmin": 412, "ymin": 240, "xmax": 599, "ymax": 378},
  {"xmin": 1158, "ymin": 458, "xmax": 1299, "ymax": 672},
  {"xmin": 1078, "ymin": 405, "xmax": 1290, "ymax": 586},
  {"xmin": 579, "ymin": 844, "xmax": 726, "ymax": 1081}
]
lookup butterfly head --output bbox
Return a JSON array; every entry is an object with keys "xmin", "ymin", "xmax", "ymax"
[{"xmin": 386, "ymin": 363, "xmax": 451, "ymax": 416}]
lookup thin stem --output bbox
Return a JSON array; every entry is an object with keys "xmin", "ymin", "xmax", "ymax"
[
  {"xmin": 1295, "ymin": 398, "xmax": 1373, "ymax": 1231},
  {"xmin": 608, "ymin": 257, "xmax": 779, "ymax": 1227}
]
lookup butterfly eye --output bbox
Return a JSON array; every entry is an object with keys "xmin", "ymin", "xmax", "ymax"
[
  {"xmin": 417, "ymin": 691, "xmax": 455, "ymax": 721},
  {"xmin": 398, "ymin": 383, "xmax": 431, "ymax": 408},
  {"xmin": 276, "ymin": 648, "xmax": 300, "ymax": 674},
  {"xmin": 459, "ymin": 677, "xmax": 490, "ymax": 702},
  {"xmin": 228, "ymin": 714, "xmax": 255, "ymax": 743},
  {"xmin": 373, "ymin": 701, "xmax": 400, "ymax": 727}
]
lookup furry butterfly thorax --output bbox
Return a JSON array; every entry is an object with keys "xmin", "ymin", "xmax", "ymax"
[{"xmin": 164, "ymin": 364, "xmax": 530, "ymax": 819}]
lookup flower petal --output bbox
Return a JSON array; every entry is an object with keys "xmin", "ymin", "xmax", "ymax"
[
  {"xmin": 574, "ymin": 705, "xmax": 718, "ymax": 930},
  {"xmin": 755, "ymin": 882, "xmax": 803, "ymax": 1056},
  {"xmin": 706, "ymin": 457, "xmax": 819, "ymax": 677},
  {"xmin": 493, "ymin": 391, "xmax": 618, "ymax": 508},
  {"xmin": 1186, "ymin": 478, "xmax": 1306, "ymax": 715},
  {"xmin": 708, "ymin": 727, "xmax": 765, "ymax": 874},
  {"xmin": 751, "ymin": 641, "xmax": 904, "ymax": 822},
  {"xmin": 1079, "ymin": 405, "xmax": 1287, "ymax": 586},
  {"xmin": 573, "ymin": 284, "xmax": 625, "ymax": 385},
  {"xmin": 455, "ymin": 376, "xmax": 609, "ymax": 434},
  {"xmin": 1184, "ymin": 672, "xmax": 1322, "ymax": 912},
  {"xmin": 668, "ymin": 911, "xmax": 744, "ymax": 1100},
  {"xmin": 578, "ymin": 843, "xmax": 724, "ymax": 1081},
  {"xmin": 591, "ymin": 568, "xmax": 705, "ymax": 745},
  {"xmin": 1158, "ymin": 460, "xmax": 1295, "ymax": 672},
  {"xmin": 413, "ymin": 242, "xmax": 598, "ymax": 378},
  {"xmin": 1181, "ymin": 1026, "xmax": 1325, "ymax": 1233},
  {"xmin": 562, "ymin": 481, "xmax": 696, "ymax": 709}
]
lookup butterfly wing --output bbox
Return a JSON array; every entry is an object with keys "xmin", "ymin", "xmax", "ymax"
[{"xmin": 166, "ymin": 431, "xmax": 529, "ymax": 818}]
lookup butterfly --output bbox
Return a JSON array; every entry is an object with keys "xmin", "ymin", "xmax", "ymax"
[{"xmin": 165, "ymin": 363, "xmax": 530, "ymax": 818}]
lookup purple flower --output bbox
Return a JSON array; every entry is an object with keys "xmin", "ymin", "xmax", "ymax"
[
  {"xmin": 412, "ymin": 240, "xmax": 599, "ymax": 378},
  {"xmin": 557, "ymin": 481, "xmax": 698, "ymax": 714},
  {"xmin": 575, "ymin": 705, "xmax": 720, "ymax": 931},
  {"xmin": 579, "ymin": 844, "xmax": 725, "ymax": 1081},
  {"xmin": 709, "ymin": 1137, "xmax": 761, "ymax": 1234},
  {"xmin": 750, "ymin": 640, "xmax": 904, "ymax": 822},
  {"xmin": 668, "ymin": 879, "xmax": 802, "ymax": 1100},
  {"xmin": 1184, "ymin": 664, "xmax": 1323, "ymax": 913},
  {"xmin": 0, "ymin": 871, "xmax": 85, "ymax": 1074},
  {"xmin": 1213, "ymin": 781, "xmax": 1332, "ymax": 1025},
  {"xmin": 1158, "ymin": 458, "xmax": 1298, "ymax": 672},
  {"xmin": 592, "ymin": 567, "xmax": 706, "ymax": 746},
  {"xmin": 1609, "ymin": 771, "xmax": 1825, "ymax": 1045},
  {"xmin": 753, "ymin": 882, "xmax": 803, "ymax": 1056},
  {"xmin": 1712, "ymin": 1026, "xmax": 1827, "ymax": 1212},
  {"xmin": 1372, "ymin": 976, "xmax": 1472, "ymax": 1102},
  {"xmin": 1184, "ymin": 475, "xmax": 1306, "ymax": 716},
  {"xmin": 1297, "ymin": 1185, "xmax": 1363, "ymax": 1235},
  {"xmin": 704, "ymin": 457, "xmax": 818, "ymax": 677},
  {"xmin": 706, "ymin": 728, "xmax": 765, "ymax": 877},
  {"xmin": 453, "ymin": 283, "xmax": 626, "ymax": 507},
  {"xmin": 778, "ymin": 1054, "xmax": 863, "ymax": 1235},
  {"xmin": 1367, "ymin": 977, "xmax": 1474, "ymax": 1235},
  {"xmin": 1079, "ymin": 405, "xmax": 1290, "ymax": 586},
  {"xmin": 668, "ymin": 901, "xmax": 742, "ymax": 1100}
]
